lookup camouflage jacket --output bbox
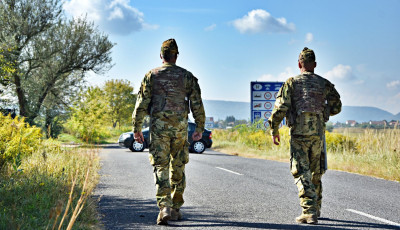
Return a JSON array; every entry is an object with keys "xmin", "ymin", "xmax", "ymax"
[
  {"xmin": 268, "ymin": 72, "xmax": 342, "ymax": 136},
  {"xmin": 132, "ymin": 63, "xmax": 205, "ymax": 134}
]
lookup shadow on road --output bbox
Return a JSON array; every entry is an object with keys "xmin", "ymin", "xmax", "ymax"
[
  {"xmin": 93, "ymin": 195, "xmax": 398, "ymax": 230},
  {"xmin": 93, "ymin": 196, "xmax": 158, "ymax": 229}
]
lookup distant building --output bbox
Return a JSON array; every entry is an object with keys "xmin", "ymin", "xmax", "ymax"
[
  {"xmin": 346, "ymin": 120, "xmax": 358, "ymax": 127},
  {"xmin": 333, "ymin": 121, "xmax": 344, "ymax": 128},
  {"xmin": 369, "ymin": 120, "xmax": 388, "ymax": 126},
  {"xmin": 389, "ymin": 120, "xmax": 399, "ymax": 127}
]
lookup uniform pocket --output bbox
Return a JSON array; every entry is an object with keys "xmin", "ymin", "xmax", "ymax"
[{"xmin": 290, "ymin": 157, "xmax": 299, "ymax": 176}]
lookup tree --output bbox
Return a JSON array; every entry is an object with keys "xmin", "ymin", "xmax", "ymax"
[
  {"xmin": 0, "ymin": 41, "xmax": 16, "ymax": 111},
  {"xmin": 65, "ymin": 86, "xmax": 110, "ymax": 143},
  {"xmin": 35, "ymin": 72, "xmax": 86, "ymax": 138},
  {"xmin": 225, "ymin": 115, "xmax": 236, "ymax": 123},
  {"xmin": 0, "ymin": 0, "xmax": 114, "ymax": 124},
  {"xmin": 103, "ymin": 79, "xmax": 136, "ymax": 128},
  {"xmin": 0, "ymin": 46, "xmax": 15, "ymax": 90},
  {"xmin": 326, "ymin": 122, "xmax": 334, "ymax": 132}
]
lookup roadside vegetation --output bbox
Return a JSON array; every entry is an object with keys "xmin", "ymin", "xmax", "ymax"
[
  {"xmin": 0, "ymin": 0, "xmax": 136, "ymax": 228},
  {"xmin": 0, "ymin": 114, "xmax": 100, "ymax": 229},
  {"xmin": 213, "ymin": 121, "xmax": 400, "ymax": 182},
  {"xmin": 62, "ymin": 79, "xmax": 135, "ymax": 144}
]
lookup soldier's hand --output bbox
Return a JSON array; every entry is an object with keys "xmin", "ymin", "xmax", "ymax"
[
  {"xmin": 272, "ymin": 135, "xmax": 280, "ymax": 145},
  {"xmin": 192, "ymin": 131, "xmax": 202, "ymax": 141},
  {"xmin": 134, "ymin": 132, "xmax": 144, "ymax": 144}
]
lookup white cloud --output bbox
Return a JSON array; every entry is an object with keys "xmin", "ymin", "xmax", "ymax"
[
  {"xmin": 396, "ymin": 93, "xmax": 400, "ymax": 99},
  {"xmin": 204, "ymin": 23, "xmax": 216, "ymax": 32},
  {"xmin": 63, "ymin": 0, "xmax": 157, "ymax": 35},
  {"xmin": 108, "ymin": 7, "xmax": 124, "ymax": 20},
  {"xmin": 387, "ymin": 80, "xmax": 400, "ymax": 89},
  {"xmin": 258, "ymin": 67, "xmax": 296, "ymax": 82},
  {"xmin": 232, "ymin": 9, "xmax": 295, "ymax": 34},
  {"xmin": 324, "ymin": 64, "xmax": 355, "ymax": 81},
  {"xmin": 305, "ymin": 33, "xmax": 313, "ymax": 43}
]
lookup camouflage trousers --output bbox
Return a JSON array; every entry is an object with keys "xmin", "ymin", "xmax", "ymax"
[
  {"xmin": 290, "ymin": 135, "xmax": 324, "ymax": 215},
  {"xmin": 149, "ymin": 116, "xmax": 189, "ymax": 209}
]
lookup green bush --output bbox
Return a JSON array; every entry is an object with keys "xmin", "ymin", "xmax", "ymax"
[
  {"xmin": 0, "ymin": 114, "xmax": 42, "ymax": 169},
  {"xmin": 64, "ymin": 87, "xmax": 111, "ymax": 143}
]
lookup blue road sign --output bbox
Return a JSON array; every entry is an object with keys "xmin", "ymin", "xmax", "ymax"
[{"xmin": 250, "ymin": 81, "xmax": 285, "ymax": 129}]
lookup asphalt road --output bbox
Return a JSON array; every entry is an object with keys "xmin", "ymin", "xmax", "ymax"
[{"xmin": 94, "ymin": 144, "xmax": 400, "ymax": 230}]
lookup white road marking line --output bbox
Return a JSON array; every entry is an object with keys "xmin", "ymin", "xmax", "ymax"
[
  {"xmin": 347, "ymin": 209, "xmax": 400, "ymax": 227},
  {"xmin": 216, "ymin": 167, "xmax": 243, "ymax": 176}
]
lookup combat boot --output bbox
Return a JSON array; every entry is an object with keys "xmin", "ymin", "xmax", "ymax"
[
  {"xmin": 171, "ymin": 208, "xmax": 183, "ymax": 221},
  {"xmin": 317, "ymin": 210, "xmax": 321, "ymax": 218},
  {"xmin": 295, "ymin": 214, "xmax": 318, "ymax": 224},
  {"xmin": 157, "ymin": 207, "xmax": 171, "ymax": 225}
]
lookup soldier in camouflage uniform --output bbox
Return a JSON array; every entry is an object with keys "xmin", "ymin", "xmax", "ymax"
[
  {"xmin": 268, "ymin": 47, "xmax": 341, "ymax": 224},
  {"xmin": 132, "ymin": 38, "xmax": 205, "ymax": 225}
]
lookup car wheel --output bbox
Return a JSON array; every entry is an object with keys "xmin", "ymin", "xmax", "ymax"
[
  {"xmin": 129, "ymin": 141, "xmax": 145, "ymax": 152},
  {"xmin": 191, "ymin": 140, "xmax": 206, "ymax": 154}
]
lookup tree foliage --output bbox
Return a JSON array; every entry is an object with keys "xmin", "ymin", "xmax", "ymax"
[
  {"xmin": 0, "ymin": 0, "xmax": 114, "ymax": 124},
  {"xmin": 104, "ymin": 79, "xmax": 136, "ymax": 128},
  {"xmin": 0, "ymin": 46, "xmax": 15, "ymax": 89},
  {"xmin": 225, "ymin": 115, "xmax": 236, "ymax": 123},
  {"xmin": 64, "ymin": 86, "xmax": 111, "ymax": 143},
  {"xmin": 65, "ymin": 79, "xmax": 136, "ymax": 141}
]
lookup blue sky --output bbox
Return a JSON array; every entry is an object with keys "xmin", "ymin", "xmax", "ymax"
[{"xmin": 64, "ymin": 0, "xmax": 400, "ymax": 114}]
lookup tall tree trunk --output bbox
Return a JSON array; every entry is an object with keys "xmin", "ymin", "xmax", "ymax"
[{"xmin": 13, "ymin": 73, "xmax": 30, "ymax": 120}]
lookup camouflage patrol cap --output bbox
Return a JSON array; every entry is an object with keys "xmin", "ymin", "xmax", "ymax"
[
  {"xmin": 161, "ymin": 38, "xmax": 179, "ymax": 55},
  {"xmin": 299, "ymin": 47, "xmax": 315, "ymax": 63}
]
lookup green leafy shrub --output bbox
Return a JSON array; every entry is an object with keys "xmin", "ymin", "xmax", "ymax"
[
  {"xmin": 0, "ymin": 114, "xmax": 42, "ymax": 169},
  {"xmin": 64, "ymin": 87, "xmax": 111, "ymax": 143}
]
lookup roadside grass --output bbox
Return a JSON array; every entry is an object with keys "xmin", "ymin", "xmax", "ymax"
[
  {"xmin": 58, "ymin": 133, "xmax": 84, "ymax": 144},
  {"xmin": 328, "ymin": 128, "xmax": 400, "ymax": 181},
  {"xmin": 0, "ymin": 115, "xmax": 100, "ymax": 229},
  {"xmin": 59, "ymin": 125, "xmax": 131, "ymax": 145},
  {"xmin": 213, "ymin": 124, "xmax": 400, "ymax": 182},
  {"xmin": 0, "ymin": 141, "xmax": 100, "ymax": 229}
]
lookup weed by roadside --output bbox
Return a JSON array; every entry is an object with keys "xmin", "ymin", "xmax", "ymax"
[{"xmin": 0, "ymin": 114, "xmax": 100, "ymax": 229}]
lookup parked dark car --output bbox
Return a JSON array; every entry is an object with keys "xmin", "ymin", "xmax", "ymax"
[{"xmin": 118, "ymin": 122, "xmax": 212, "ymax": 153}]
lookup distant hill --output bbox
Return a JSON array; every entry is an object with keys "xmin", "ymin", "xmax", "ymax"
[
  {"xmin": 203, "ymin": 100, "xmax": 250, "ymax": 120},
  {"xmin": 394, "ymin": 113, "xmax": 400, "ymax": 121},
  {"xmin": 202, "ymin": 100, "xmax": 399, "ymax": 122},
  {"xmin": 329, "ymin": 106, "xmax": 395, "ymax": 123}
]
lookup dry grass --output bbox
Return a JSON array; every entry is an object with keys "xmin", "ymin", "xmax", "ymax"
[
  {"xmin": 328, "ymin": 128, "xmax": 400, "ymax": 181},
  {"xmin": 213, "ymin": 125, "xmax": 400, "ymax": 182},
  {"xmin": 0, "ymin": 140, "xmax": 100, "ymax": 229}
]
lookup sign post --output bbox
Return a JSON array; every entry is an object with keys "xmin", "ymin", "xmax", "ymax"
[
  {"xmin": 250, "ymin": 81, "xmax": 285, "ymax": 129},
  {"xmin": 205, "ymin": 117, "xmax": 214, "ymax": 129}
]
